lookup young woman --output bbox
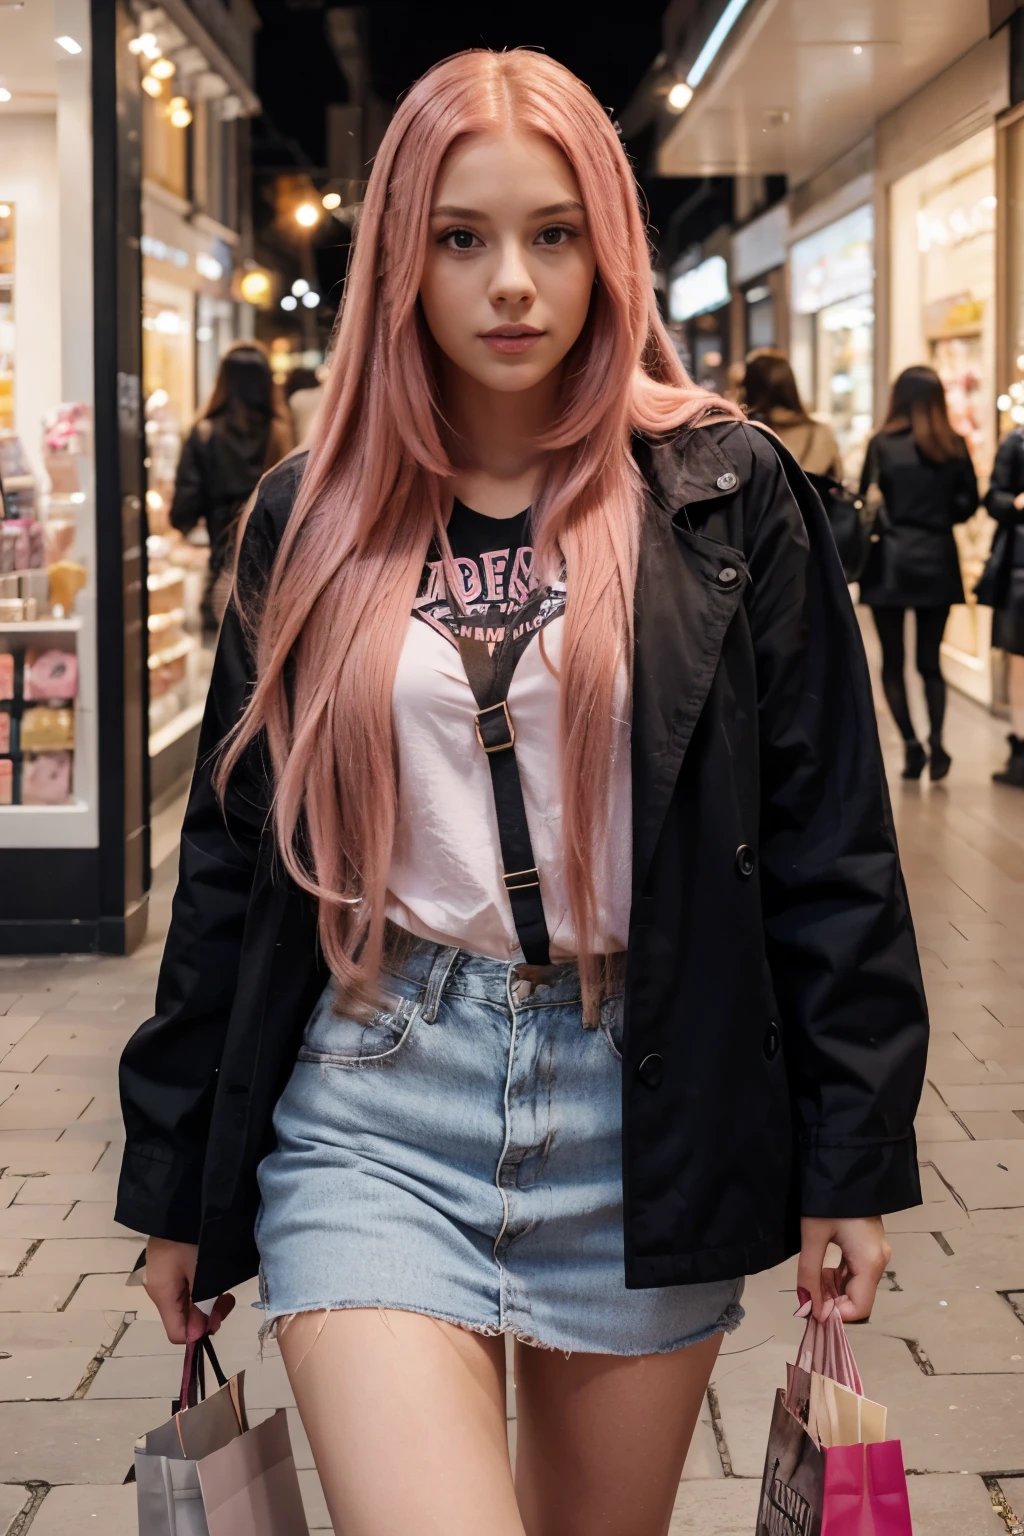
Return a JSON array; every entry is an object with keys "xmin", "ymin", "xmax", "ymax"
[
  {"xmin": 980, "ymin": 425, "xmax": 1024, "ymax": 786},
  {"xmin": 743, "ymin": 347, "xmax": 844, "ymax": 480},
  {"xmin": 859, "ymin": 365, "xmax": 978, "ymax": 782},
  {"xmin": 117, "ymin": 51, "xmax": 928, "ymax": 1536},
  {"xmin": 170, "ymin": 341, "xmax": 293, "ymax": 630}
]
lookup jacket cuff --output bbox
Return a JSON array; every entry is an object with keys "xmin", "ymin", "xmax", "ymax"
[
  {"xmin": 799, "ymin": 1132, "xmax": 922, "ymax": 1219},
  {"xmin": 114, "ymin": 1142, "xmax": 204, "ymax": 1244}
]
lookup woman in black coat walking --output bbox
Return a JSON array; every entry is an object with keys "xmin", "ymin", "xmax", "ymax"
[
  {"xmin": 859, "ymin": 366, "xmax": 978, "ymax": 781},
  {"xmin": 980, "ymin": 428, "xmax": 1024, "ymax": 785},
  {"xmin": 170, "ymin": 342, "xmax": 293, "ymax": 631}
]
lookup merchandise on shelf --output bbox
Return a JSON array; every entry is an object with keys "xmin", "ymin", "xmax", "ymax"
[{"xmin": 22, "ymin": 751, "xmax": 72, "ymax": 805}]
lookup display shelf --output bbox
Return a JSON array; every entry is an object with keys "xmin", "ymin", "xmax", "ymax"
[
  {"xmin": 149, "ymin": 698, "xmax": 205, "ymax": 758},
  {"xmin": 148, "ymin": 636, "xmax": 194, "ymax": 670},
  {"xmin": 0, "ymin": 616, "xmax": 83, "ymax": 635}
]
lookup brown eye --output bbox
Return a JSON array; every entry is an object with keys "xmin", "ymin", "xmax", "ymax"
[
  {"xmin": 444, "ymin": 229, "xmax": 478, "ymax": 250},
  {"xmin": 537, "ymin": 225, "xmax": 573, "ymax": 247}
]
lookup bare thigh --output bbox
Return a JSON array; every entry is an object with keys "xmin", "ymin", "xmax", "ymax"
[
  {"xmin": 278, "ymin": 1308, "xmax": 525, "ymax": 1536},
  {"xmin": 513, "ymin": 1330, "xmax": 723, "ymax": 1536}
]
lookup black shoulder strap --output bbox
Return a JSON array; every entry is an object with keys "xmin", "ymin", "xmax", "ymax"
[{"xmin": 446, "ymin": 585, "xmax": 551, "ymax": 966}]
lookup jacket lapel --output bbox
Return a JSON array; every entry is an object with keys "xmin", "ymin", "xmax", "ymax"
[{"xmin": 631, "ymin": 484, "xmax": 746, "ymax": 903}]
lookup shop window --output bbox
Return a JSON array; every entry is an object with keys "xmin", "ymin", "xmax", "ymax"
[{"xmin": 142, "ymin": 87, "xmax": 188, "ymax": 200}]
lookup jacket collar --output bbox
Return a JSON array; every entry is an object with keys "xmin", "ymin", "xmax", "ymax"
[{"xmin": 633, "ymin": 420, "xmax": 755, "ymax": 520}]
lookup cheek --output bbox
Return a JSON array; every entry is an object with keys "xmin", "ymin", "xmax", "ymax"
[
  {"xmin": 419, "ymin": 262, "xmax": 468, "ymax": 350},
  {"xmin": 548, "ymin": 252, "xmax": 597, "ymax": 335}
]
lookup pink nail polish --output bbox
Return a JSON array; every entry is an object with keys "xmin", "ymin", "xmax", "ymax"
[{"xmin": 793, "ymin": 1299, "xmax": 813, "ymax": 1318}]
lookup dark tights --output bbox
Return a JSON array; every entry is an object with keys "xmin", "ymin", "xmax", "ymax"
[{"xmin": 871, "ymin": 606, "xmax": 950, "ymax": 745}]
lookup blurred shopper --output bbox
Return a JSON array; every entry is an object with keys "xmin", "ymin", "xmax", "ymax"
[
  {"xmin": 170, "ymin": 342, "xmax": 293, "ymax": 631},
  {"xmin": 121, "ymin": 51, "xmax": 925, "ymax": 1536},
  {"xmin": 743, "ymin": 348, "xmax": 844, "ymax": 478},
  {"xmin": 979, "ymin": 426, "xmax": 1024, "ymax": 786},
  {"xmin": 859, "ymin": 366, "xmax": 978, "ymax": 782},
  {"xmin": 285, "ymin": 366, "xmax": 325, "ymax": 447}
]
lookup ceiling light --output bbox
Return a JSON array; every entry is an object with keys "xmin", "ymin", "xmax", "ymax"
[
  {"xmin": 322, "ymin": 191, "xmax": 342, "ymax": 210},
  {"xmin": 129, "ymin": 32, "xmax": 157, "ymax": 55},
  {"xmin": 168, "ymin": 97, "xmax": 192, "ymax": 128},
  {"xmin": 998, "ymin": 394, "xmax": 1012, "ymax": 413},
  {"xmin": 55, "ymin": 35, "xmax": 82, "ymax": 54},
  {"xmin": 239, "ymin": 269, "xmax": 272, "ymax": 305},
  {"xmin": 668, "ymin": 82, "xmax": 693, "ymax": 112},
  {"xmin": 291, "ymin": 278, "xmax": 309, "ymax": 297},
  {"xmin": 150, "ymin": 57, "xmax": 176, "ymax": 80},
  {"xmin": 1017, "ymin": 354, "xmax": 1024, "ymax": 371},
  {"xmin": 281, "ymin": 295, "xmax": 298, "ymax": 311},
  {"xmin": 0, "ymin": 90, "xmax": 10, "ymax": 104},
  {"xmin": 0, "ymin": 204, "xmax": 8, "ymax": 217},
  {"xmin": 301, "ymin": 291, "xmax": 320, "ymax": 308},
  {"xmin": 295, "ymin": 203, "xmax": 318, "ymax": 228},
  {"xmin": 853, "ymin": 45, "xmax": 863, "ymax": 55},
  {"xmin": 1013, "ymin": 406, "xmax": 1024, "ymax": 426},
  {"xmin": 142, "ymin": 74, "xmax": 164, "ymax": 97},
  {"xmin": 686, "ymin": 0, "xmax": 753, "ymax": 89}
]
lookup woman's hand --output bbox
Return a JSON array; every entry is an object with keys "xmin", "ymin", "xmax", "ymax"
[
  {"xmin": 796, "ymin": 1216, "xmax": 891, "ymax": 1324},
  {"xmin": 144, "ymin": 1237, "xmax": 235, "ymax": 1345}
]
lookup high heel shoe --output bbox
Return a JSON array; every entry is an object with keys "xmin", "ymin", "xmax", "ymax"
[
  {"xmin": 902, "ymin": 741, "xmax": 927, "ymax": 780},
  {"xmin": 929, "ymin": 743, "xmax": 951, "ymax": 782}
]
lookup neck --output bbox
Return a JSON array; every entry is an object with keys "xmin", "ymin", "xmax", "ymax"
[{"xmin": 441, "ymin": 361, "xmax": 561, "ymax": 519}]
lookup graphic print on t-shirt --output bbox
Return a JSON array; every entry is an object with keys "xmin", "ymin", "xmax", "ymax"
[{"xmin": 413, "ymin": 500, "xmax": 566, "ymax": 663}]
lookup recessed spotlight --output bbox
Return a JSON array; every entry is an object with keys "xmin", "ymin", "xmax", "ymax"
[
  {"xmin": 668, "ymin": 82, "xmax": 693, "ymax": 112},
  {"xmin": 853, "ymin": 45, "xmax": 863, "ymax": 55},
  {"xmin": 322, "ymin": 192, "xmax": 342, "ymax": 210},
  {"xmin": 55, "ymin": 35, "xmax": 82, "ymax": 54},
  {"xmin": 291, "ymin": 279, "xmax": 310, "ymax": 297},
  {"xmin": 0, "ymin": 89, "xmax": 10, "ymax": 103},
  {"xmin": 281, "ymin": 295, "xmax": 298, "ymax": 311},
  {"xmin": 301, "ymin": 291, "xmax": 320, "ymax": 308}
]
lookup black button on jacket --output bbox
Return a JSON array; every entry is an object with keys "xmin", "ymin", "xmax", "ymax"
[{"xmin": 115, "ymin": 422, "xmax": 928, "ymax": 1302}]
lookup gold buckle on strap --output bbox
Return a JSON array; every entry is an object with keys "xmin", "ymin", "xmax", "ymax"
[
  {"xmin": 503, "ymin": 866, "xmax": 540, "ymax": 891},
  {"xmin": 474, "ymin": 700, "xmax": 515, "ymax": 753}
]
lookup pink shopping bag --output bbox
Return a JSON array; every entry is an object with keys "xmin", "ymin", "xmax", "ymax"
[{"xmin": 821, "ymin": 1441, "xmax": 913, "ymax": 1536}]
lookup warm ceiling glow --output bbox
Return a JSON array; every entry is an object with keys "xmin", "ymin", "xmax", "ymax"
[
  {"xmin": 0, "ymin": 204, "xmax": 9, "ymax": 218},
  {"xmin": 168, "ymin": 96, "xmax": 192, "ymax": 128},
  {"xmin": 295, "ymin": 203, "xmax": 318, "ymax": 228},
  {"xmin": 0, "ymin": 89, "xmax": 10, "ymax": 103},
  {"xmin": 322, "ymin": 192, "xmax": 342, "ymax": 210},
  {"xmin": 142, "ymin": 74, "xmax": 164, "ymax": 97},
  {"xmin": 150, "ymin": 57, "xmax": 175, "ymax": 80},
  {"xmin": 240, "ymin": 270, "xmax": 272, "ymax": 305},
  {"xmin": 667, "ymin": 82, "xmax": 693, "ymax": 112},
  {"xmin": 55, "ymin": 35, "xmax": 82, "ymax": 54}
]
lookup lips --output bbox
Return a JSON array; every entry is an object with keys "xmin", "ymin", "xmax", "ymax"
[{"xmin": 479, "ymin": 325, "xmax": 546, "ymax": 355}]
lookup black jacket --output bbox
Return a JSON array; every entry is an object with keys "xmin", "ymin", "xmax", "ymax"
[
  {"xmin": 858, "ymin": 428, "xmax": 978, "ymax": 608},
  {"xmin": 170, "ymin": 417, "xmax": 271, "ymax": 580},
  {"xmin": 116, "ymin": 422, "xmax": 928, "ymax": 1301}
]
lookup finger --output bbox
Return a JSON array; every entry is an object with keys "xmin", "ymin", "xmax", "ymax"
[
  {"xmin": 835, "ymin": 1266, "xmax": 882, "ymax": 1323},
  {"xmin": 145, "ymin": 1276, "xmax": 191, "ymax": 1345},
  {"xmin": 796, "ymin": 1229, "xmax": 831, "ymax": 1320},
  {"xmin": 207, "ymin": 1293, "xmax": 236, "ymax": 1334}
]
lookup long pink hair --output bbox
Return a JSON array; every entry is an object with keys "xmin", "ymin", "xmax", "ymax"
[{"xmin": 219, "ymin": 49, "xmax": 742, "ymax": 1011}]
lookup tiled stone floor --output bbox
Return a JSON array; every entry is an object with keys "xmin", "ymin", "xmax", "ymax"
[{"xmin": 2, "ymin": 612, "xmax": 1024, "ymax": 1534}]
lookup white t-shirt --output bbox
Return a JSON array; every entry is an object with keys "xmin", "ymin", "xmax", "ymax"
[{"xmin": 384, "ymin": 502, "xmax": 632, "ymax": 962}]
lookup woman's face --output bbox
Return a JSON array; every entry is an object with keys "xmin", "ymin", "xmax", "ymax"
[{"xmin": 419, "ymin": 130, "xmax": 598, "ymax": 397}]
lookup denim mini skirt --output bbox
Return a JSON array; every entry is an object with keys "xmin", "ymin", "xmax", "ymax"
[{"xmin": 255, "ymin": 932, "xmax": 744, "ymax": 1355}]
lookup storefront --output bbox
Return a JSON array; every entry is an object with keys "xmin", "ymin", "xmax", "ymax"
[
  {"xmin": 731, "ymin": 201, "xmax": 789, "ymax": 359},
  {"xmin": 0, "ymin": 0, "xmax": 258, "ymax": 952},
  {"xmin": 789, "ymin": 204, "xmax": 875, "ymax": 484},
  {"xmin": 668, "ymin": 236, "xmax": 732, "ymax": 394}
]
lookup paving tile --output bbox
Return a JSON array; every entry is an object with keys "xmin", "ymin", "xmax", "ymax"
[
  {"xmin": 929, "ymin": 1142, "xmax": 1024, "ymax": 1211},
  {"xmin": 0, "ymin": 1238, "xmax": 32, "ymax": 1276},
  {"xmin": 0, "ymin": 1200, "xmax": 75, "ymax": 1240},
  {"xmin": 996, "ymin": 1478, "xmax": 1024, "ymax": 1528},
  {"xmin": 0, "ymin": 1398, "xmax": 165, "ymax": 1482},
  {"xmin": 65, "ymin": 1273, "xmax": 159, "ymax": 1319},
  {"xmin": 60, "ymin": 1203, "xmax": 142, "ymax": 1239},
  {"xmin": 23, "ymin": 1238, "xmax": 144, "ymax": 1276},
  {"xmin": 941, "ymin": 1084, "xmax": 1024, "ymax": 1112},
  {"xmin": 0, "ymin": 1347, "xmax": 97, "ymax": 1401},
  {"xmin": 0, "ymin": 1140, "xmax": 108, "ymax": 1175},
  {"xmin": 87, "ymin": 1352, "xmax": 181, "ymax": 1399},
  {"xmin": 0, "ymin": 1275, "xmax": 79, "ymax": 1311},
  {"xmin": 111, "ymin": 1319, "xmax": 180, "ymax": 1358},
  {"xmin": 24, "ymin": 1484, "xmax": 137, "ymax": 1535},
  {"xmin": 866, "ymin": 1288, "xmax": 1024, "ymax": 1374},
  {"xmin": 709, "ymin": 1339, "xmax": 794, "ymax": 1478},
  {"xmin": 0, "ymin": 1487, "xmax": 27, "ymax": 1536},
  {"xmin": 33, "ymin": 1055, "xmax": 115, "ymax": 1078},
  {"xmin": 668, "ymin": 1479, "xmax": 761, "ymax": 1533},
  {"xmin": 905, "ymin": 1475, "xmax": 1019, "ymax": 1535},
  {"xmin": 916, "ymin": 1113, "xmax": 971, "ymax": 1141},
  {"xmin": 959, "ymin": 1110, "xmax": 1024, "ymax": 1139},
  {"xmin": 0, "ymin": 1086, "xmax": 95, "ymax": 1130},
  {"xmin": 11, "ymin": 1172, "xmax": 120, "ymax": 1205},
  {"xmin": 0, "ymin": 1311, "xmax": 120, "ymax": 1349}
]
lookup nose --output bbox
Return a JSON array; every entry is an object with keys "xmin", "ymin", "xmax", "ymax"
[{"xmin": 488, "ymin": 236, "xmax": 536, "ymax": 308}]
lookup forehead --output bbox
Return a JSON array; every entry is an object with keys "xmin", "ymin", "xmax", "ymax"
[{"xmin": 431, "ymin": 130, "xmax": 582, "ymax": 210}]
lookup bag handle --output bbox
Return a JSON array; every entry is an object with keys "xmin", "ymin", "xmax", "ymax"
[
  {"xmin": 789, "ymin": 1311, "xmax": 863, "ymax": 1404},
  {"xmin": 177, "ymin": 1331, "xmax": 227, "ymax": 1414}
]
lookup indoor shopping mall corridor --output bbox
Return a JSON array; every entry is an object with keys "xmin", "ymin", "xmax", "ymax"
[{"xmin": 0, "ymin": 624, "xmax": 1023, "ymax": 1536}]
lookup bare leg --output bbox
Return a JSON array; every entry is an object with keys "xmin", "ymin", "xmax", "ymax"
[
  {"xmin": 513, "ymin": 1330, "xmax": 723, "ymax": 1536},
  {"xmin": 278, "ymin": 1308, "xmax": 525, "ymax": 1536}
]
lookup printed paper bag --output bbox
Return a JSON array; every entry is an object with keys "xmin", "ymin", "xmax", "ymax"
[{"xmin": 755, "ymin": 1312, "xmax": 914, "ymax": 1536}]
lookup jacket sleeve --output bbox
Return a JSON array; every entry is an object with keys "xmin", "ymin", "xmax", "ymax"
[
  {"xmin": 169, "ymin": 430, "xmax": 209, "ymax": 537},
  {"xmin": 744, "ymin": 426, "xmax": 928, "ymax": 1219},
  {"xmin": 951, "ymin": 450, "xmax": 979, "ymax": 525},
  {"xmin": 115, "ymin": 484, "xmax": 283, "ymax": 1244},
  {"xmin": 858, "ymin": 435, "xmax": 879, "ymax": 498},
  {"xmin": 985, "ymin": 434, "xmax": 1024, "ymax": 526}
]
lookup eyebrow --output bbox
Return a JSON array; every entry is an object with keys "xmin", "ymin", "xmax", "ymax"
[{"xmin": 430, "ymin": 200, "xmax": 586, "ymax": 220}]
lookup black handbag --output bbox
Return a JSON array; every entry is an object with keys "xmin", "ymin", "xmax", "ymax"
[
  {"xmin": 975, "ymin": 525, "xmax": 1014, "ymax": 609},
  {"xmin": 805, "ymin": 472, "xmax": 871, "ymax": 582}
]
